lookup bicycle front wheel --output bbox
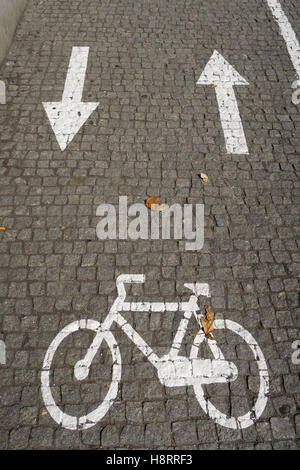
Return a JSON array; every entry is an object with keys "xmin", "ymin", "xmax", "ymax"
[
  {"xmin": 41, "ymin": 319, "xmax": 121, "ymax": 430},
  {"xmin": 190, "ymin": 319, "xmax": 269, "ymax": 429}
]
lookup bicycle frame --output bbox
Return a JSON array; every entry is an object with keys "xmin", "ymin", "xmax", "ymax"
[
  {"xmin": 74, "ymin": 275, "xmax": 237, "ymax": 387},
  {"xmin": 42, "ymin": 274, "xmax": 269, "ymax": 430},
  {"xmin": 76, "ymin": 284, "xmax": 200, "ymax": 370}
]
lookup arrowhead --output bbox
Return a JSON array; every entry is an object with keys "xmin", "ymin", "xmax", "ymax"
[
  {"xmin": 43, "ymin": 101, "xmax": 99, "ymax": 151},
  {"xmin": 197, "ymin": 50, "xmax": 249, "ymax": 86}
]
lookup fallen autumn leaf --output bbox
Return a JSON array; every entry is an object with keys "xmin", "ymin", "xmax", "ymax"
[
  {"xmin": 200, "ymin": 306, "xmax": 216, "ymax": 341},
  {"xmin": 146, "ymin": 196, "xmax": 168, "ymax": 211},
  {"xmin": 200, "ymin": 173, "xmax": 209, "ymax": 183}
]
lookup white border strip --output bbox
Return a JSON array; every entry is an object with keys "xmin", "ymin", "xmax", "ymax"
[{"xmin": 266, "ymin": 0, "xmax": 300, "ymax": 80}]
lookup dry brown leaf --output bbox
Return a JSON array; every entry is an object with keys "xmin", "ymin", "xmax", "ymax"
[
  {"xmin": 200, "ymin": 306, "xmax": 216, "ymax": 341},
  {"xmin": 146, "ymin": 196, "xmax": 168, "ymax": 211},
  {"xmin": 200, "ymin": 173, "xmax": 209, "ymax": 183},
  {"xmin": 146, "ymin": 196, "xmax": 159, "ymax": 209}
]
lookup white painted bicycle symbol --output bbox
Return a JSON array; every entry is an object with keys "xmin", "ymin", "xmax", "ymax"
[{"xmin": 41, "ymin": 274, "xmax": 269, "ymax": 431}]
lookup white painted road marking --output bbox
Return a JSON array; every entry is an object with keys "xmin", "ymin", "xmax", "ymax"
[
  {"xmin": 292, "ymin": 79, "xmax": 300, "ymax": 105},
  {"xmin": 0, "ymin": 340, "xmax": 6, "ymax": 364},
  {"xmin": 266, "ymin": 0, "xmax": 300, "ymax": 81},
  {"xmin": 41, "ymin": 274, "xmax": 269, "ymax": 430},
  {"xmin": 291, "ymin": 340, "xmax": 300, "ymax": 365},
  {"xmin": 43, "ymin": 47, "xmax": 99, "ymax": 151},
  {"xmin": 0, "ymin": 81, "xmax": 5, "ymax": 104},
  {"xmin": 197, "ymin": 50, "xmax": 249, "ymax": 154}
]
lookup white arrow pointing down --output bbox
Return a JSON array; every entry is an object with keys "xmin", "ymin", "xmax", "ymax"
[
  {"xmin": 197, "ymin": 50, "xmax": 249, "ymax": 154},
  {"xmin": 43, "ymin": 47, "xmax": 99, "ymax": 151}
]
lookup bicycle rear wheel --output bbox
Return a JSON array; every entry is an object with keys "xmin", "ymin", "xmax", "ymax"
[
  {"xmin": 190, "ymin": 319, "xmax": 269, "ymax": 429},
  {"xmin": 41, "ymin": 319, "xmax": 121, "ymax": 430}
]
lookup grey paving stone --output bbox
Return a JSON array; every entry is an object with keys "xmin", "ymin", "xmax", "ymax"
[
  {"xmin": 9, "ymin": 427, "xmax": 31, "ymax": 450},
  {"xmin": 143, "ymin": 401, "xmax": 166, "ymax": 422},
  {"xmin": 101, "ymin": 425, "xmax": 120, "ymax": 448},
  {"xmin": 120, "ymin": 424, "xmax": 144, "ymax": 447},
  {"xmin": 145, "ymin": 422, "xmax": 172, "ymax": 447},
  {"xmin": 29, "ymin": 427, "xmax": 54, "ymax": 449},
  {"xmin": 172, "ymin": 421, "xmax": 197, "ymax": 446},
  {"xmin": 273, "ymin": 440, "xmax": 298, "ymax": 450},
  {"xmin": 270, "ymin": 417, "xmax": 296, "ymax": 440},
  {"xmin": 196, "ymin": 420, "xmax": 217, "ymax": 442}
]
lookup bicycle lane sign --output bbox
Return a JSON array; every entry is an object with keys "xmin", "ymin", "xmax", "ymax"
[{"xmin": 41, "ymin": 275, "xmax": 269, "ymax": 431}]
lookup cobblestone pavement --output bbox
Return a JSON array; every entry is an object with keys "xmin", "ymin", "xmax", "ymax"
[{"xmin": 0, "ymin": 0, "xmax": 299, "ymax": 450}]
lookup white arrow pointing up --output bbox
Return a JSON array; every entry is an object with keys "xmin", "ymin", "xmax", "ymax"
[
  {"xmin": 43, "ymin": 47, "xmax": 99, "ymax": 151},
  {"xmin": 197, "ymin": 50, "xmax": 249, "ymax": 154}
]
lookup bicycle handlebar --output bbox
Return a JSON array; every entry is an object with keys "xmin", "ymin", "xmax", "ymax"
[{"xmin": 116, "ymin": 275, "xmax": 210, "ymax": 301}]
